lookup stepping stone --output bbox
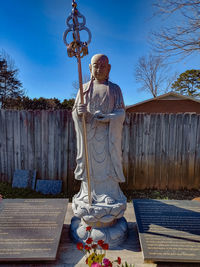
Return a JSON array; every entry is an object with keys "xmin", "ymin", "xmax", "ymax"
[
  {"xmin": 133, "ymin": 199, "xmax": 200, "ymax": 263},
  {"xmin": 36, "ymin": 180, "xmax": 62, "ymax": 195},
  {"xmin": 0, "ymin": 198, "xmax": 68, "ymax": 261},
  {"xmin": 12, "ymin": 169, "xmax": 36, "ymax": 190}
]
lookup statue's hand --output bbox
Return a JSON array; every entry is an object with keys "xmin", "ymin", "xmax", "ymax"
[
  {"xmin": 94, "ymin": 110, "xmax": 104, "ymax": 118},
  {"xmin": 94, "ymin": 112, "xmax": 110, "ymax": 123},
  {"xmin": 77, "ymin": 103, "xmax": 87, "ymax": 115}
]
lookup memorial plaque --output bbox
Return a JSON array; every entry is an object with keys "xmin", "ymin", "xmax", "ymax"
[
  {"xmin": 12, "ymin": 169, "xmax": 36, "ymax": 190},
  {"xmin": 0, "ymin": 198, "xmax": 68, "ymax": 261},
  {"xmin": 36, "ymin": 180, "xmax": 62, "ymax": 195},
  {"xmin": 133, "ymin": 199, "xmax": 200, "ymax": 263}
]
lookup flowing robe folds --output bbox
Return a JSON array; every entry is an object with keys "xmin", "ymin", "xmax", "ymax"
[{"xmin": 72, "ymin": 80, "xmax": 126, "ymax": 204}]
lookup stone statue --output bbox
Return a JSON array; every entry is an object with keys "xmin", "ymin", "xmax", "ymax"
[{"xmin": 70, "ymin": 54, "xmax": 128, "ymax": 247}]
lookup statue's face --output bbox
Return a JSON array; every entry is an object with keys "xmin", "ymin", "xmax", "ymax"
[{"xmin": 89, "ymin": 54, "xmax": 111, "ymax": 82}]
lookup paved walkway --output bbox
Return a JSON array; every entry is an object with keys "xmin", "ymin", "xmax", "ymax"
[{"xmin": 0, "ymin": 203, "xmax": 199, "ymax": 267}]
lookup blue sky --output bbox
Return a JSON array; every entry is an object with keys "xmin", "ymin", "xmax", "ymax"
[{"xmin": 1, "ymin": 0, "xmax": 199, "ymax": 106}]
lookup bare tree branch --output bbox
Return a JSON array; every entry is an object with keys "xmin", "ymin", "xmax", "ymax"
[
  {"xmin": 135, "ymin": 54, "xmax": 174, "ymax": 97},
  {"xmin": 152, "ymin": 0, "xmax": 200, "ymax": 59},
  {"xmin": 72, "ymin": 73, "xmax": 90, "ymax": 91}
]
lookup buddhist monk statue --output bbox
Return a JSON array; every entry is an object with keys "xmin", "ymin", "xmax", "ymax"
[{"xmin": 71, "ymin": 54, "xmax": 128, "ymax": 247}]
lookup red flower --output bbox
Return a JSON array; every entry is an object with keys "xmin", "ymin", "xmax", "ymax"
[
  {"xmin": 86, "ymin": 237, "xmax": 93, "ymax": 244},
  {"xmin": 92, "ymin": 244, "xmax": 97, "ymax": 249},
  {"xmin": 102, "ymin": 243, "xmax": 109, "ymax": 250},
  {"xmin": 117, "ymin": 257, "xmax": 121, "ymax": 264},
  {"xmin": 86, "ymin": 226, "xmax": 92, "ymax": 231},
  {"xmin": 85, "ymin": 245, "xmax": 91, "ymax": 251},
  {"xmin": 103, "ymin": 259, "xmax": 112, "ymax": 267},
  {"xmin": 97, "ymin": 240, "xmax": 104, "ymax": 246},
  {"xmin": 77, "ymin": 242, "xmax": 83, "ymax": 250}
]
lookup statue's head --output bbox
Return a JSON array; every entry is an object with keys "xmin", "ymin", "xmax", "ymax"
[{"xmin": 89, "ymin": 54, "xmax": 111, "ymax": 82}]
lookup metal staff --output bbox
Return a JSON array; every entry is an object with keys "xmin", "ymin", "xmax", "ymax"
[{"xmin": 63, "ymin": 0, "xmax": 92, "ymax": 205}]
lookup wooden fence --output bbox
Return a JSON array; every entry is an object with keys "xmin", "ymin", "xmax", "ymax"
[
  {"xmin": 122, "ymin": 113, "xmax": 200, "ymax": 191},
  {"xmin": 0, "ymin": 110, "xmax": 200, "ymax": 195}
]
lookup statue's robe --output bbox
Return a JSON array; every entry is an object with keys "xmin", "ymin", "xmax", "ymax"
[{"xmin": 72, "ymin": 80, "xmax": 126, "ymax": 204}]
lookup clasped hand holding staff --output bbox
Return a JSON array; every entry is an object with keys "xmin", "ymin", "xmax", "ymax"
[{"xmin": 63, "ymin": 0, "xmax": 92, "ymax": 205}]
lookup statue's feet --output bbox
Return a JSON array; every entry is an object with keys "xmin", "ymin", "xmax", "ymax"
[{"xmin": 106, "ymin": 197, "xmax": 115, "ymax": 205}]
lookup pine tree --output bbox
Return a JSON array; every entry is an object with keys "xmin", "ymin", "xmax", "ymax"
[
  {"xmin": 0, "ymin": 54, "xmax": 24, "ymax": 108},
  {"xmin": 171, "ymin": 70, "xmax": 200, "ymax": 98}
]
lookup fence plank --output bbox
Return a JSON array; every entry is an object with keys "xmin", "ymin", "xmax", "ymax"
[
  {"xmin": 176, "ymin": 113, "xmax": 183, "ymax": 188},
  {"xmin": 148, "ymin": 114, "xmax": 156, "ymax": 188},
  {"xmin": 139, "ymin": 114, "xmax": 148, "ymax": 189},
  {"xmin": 41, "ymin": 110, "xmax": 48, "ymax": 179},
  {"xmin": 160, "ymin": 114, "xmax": 168, "ymax": 189},
  {"xmin": 62, "ymin": 110, "xmax": 69, "ymax": 192},
  {"xmin": 0, "ymin": 110, "xmax": 7, "ymax": 182},
  {"xmin": 154, "ymin": 114, "xmax": 161, "ymax": 188},
  {"xmin": 122, "ymin": 113, "xmax": 130, "ymax": 183},
  {"xmin": 47, "ymin": 110, "xmax": 55, "ymax": 180},
  {"xmin": 188, "ymin": 114, "xmax": 197, "ymax": 189},
  {"xmin": 181, "ymin": 114, "xmax": 190, "ymax": 188},
  {"xmin": 34, "ymin": 110, "xmax": 42, "ymax": 179},
  {"xmin": 194, "ymin": 115, "xmax": 200, "ymax": 187},
  {"xmin": 13, "ymin": 110, "xmax": 21, "ymax": 171}
]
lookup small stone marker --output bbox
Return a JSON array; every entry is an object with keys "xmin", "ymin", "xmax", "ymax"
[
  {"xmin": 36, "ymin": 180, "xmax": 62, "ymax": 195},
  {"xmin": 12, "ymin": 169, "xmax": 36, "ymax": 190},
  {"xmin": 0, "ymin": 198, "xmax": 68, "ymax": 261},
  {"xmin": 133, "ymin": 199, "xmax": 200, "ymax": 263}
]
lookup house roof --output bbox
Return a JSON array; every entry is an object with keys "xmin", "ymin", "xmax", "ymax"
[{"xmin": 126, "ymin": 91, "xmax": 200, "ymax": 110}]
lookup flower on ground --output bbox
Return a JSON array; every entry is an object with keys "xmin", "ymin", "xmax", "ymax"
[
  {"xmin": 103, "ymin": 258, "xmax": 113, "ymax": 267},
  {"xmin": 92, "ymin": 244, "xmax": 98, "ymax": 249},
  {"xmin": 94, "ymin": 253, "xmax": 105, "ymax": 263},
  {"xmin": 76, "ymin": 226, "xmax": 130, "ymax": 267},
  {"xmin": 77, "ymin": 242, "xmax": 83, "ymax": 250},
  {"xmin": 85, "ymin": 245, "xmax": 91, "ymax": 251},
  {"xmin": 86, "ymin": 237, "xmax": 93, "ymax": 244},
  {"xmin": 86, "ymin": 226, "xmax": 92, "ymax": 231},
  {"xmin": 97, "ymin": 239, "xmax": 104, "ymax": 246},
  {"xmin": 91, "ymin": 263, "xmax": 102, "ymax": 267},
  {"xmin": 103, "ymin": 258, "xmax": 110, "ymax": 265},
  {"xmin": 117, "ymin": 257, "xmax": 121, "ymax": 264},
  {"xmin": 101, "ymin": 243, "xmax": 109, "ymax": 250}
]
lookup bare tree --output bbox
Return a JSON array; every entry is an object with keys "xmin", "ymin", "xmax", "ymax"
[
  {"xmin": 72, "ymin": 73, "xmax": 90, "ymax": 92},
  {"xmin": 135, "ymin": 54, "xmax": 174, "ymax": 97},
  {"xmin": 152, "ymin": 0, "xmax": 200, "ymax": 58}
]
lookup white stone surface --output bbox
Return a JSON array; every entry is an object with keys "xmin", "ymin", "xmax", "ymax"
[{"xmin": 71, "ymin": 54, "xmax": 127, "ymax": 246}]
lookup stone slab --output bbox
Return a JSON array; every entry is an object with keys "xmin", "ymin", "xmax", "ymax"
[
  {"xmin": 0, "ymin": 198, "xmax": 68, "ymax": 261},
  {"xmin": 36, "ymin": 180, "xmax": 62, "ymax": 195},
  {"xmin": 12, "ymin": 170, "xmax": 36, "ymax": 190},
  {"xmin": 133, "ymin": 199, "xmax": 200, "ymax": 263}
]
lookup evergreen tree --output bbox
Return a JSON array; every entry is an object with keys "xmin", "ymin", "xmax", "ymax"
[
  {"xmin": 0, "ymin": 53, "xmax": 24, "ymax": 108},
  {"xmin": 171, "ymin": 70, "xmax": 200, "ymax": 98}
]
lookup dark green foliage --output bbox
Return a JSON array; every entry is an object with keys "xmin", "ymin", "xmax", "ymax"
[
  {"xmin": 171, "ymin": 69, "xmax": 200, "ymax": 98},
  {"xmin": 0, "ymin": 55, "xmax": 24, "ymax": 107},
  {"xmin": 61, "ymin": 98, "xmax": 75, "ymax": 110},
  {"xmin": 0, "ymin": 182, "xmax": 67, "ymax": 199},
  {"xmin": 3, "ymin": 96, "xmax": 75, "ymax": 110}
]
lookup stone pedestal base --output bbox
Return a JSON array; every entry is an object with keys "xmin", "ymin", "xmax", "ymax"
[{"xmin": 70, "ymin": 216, "xmax": 128, "ymax": 248}]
